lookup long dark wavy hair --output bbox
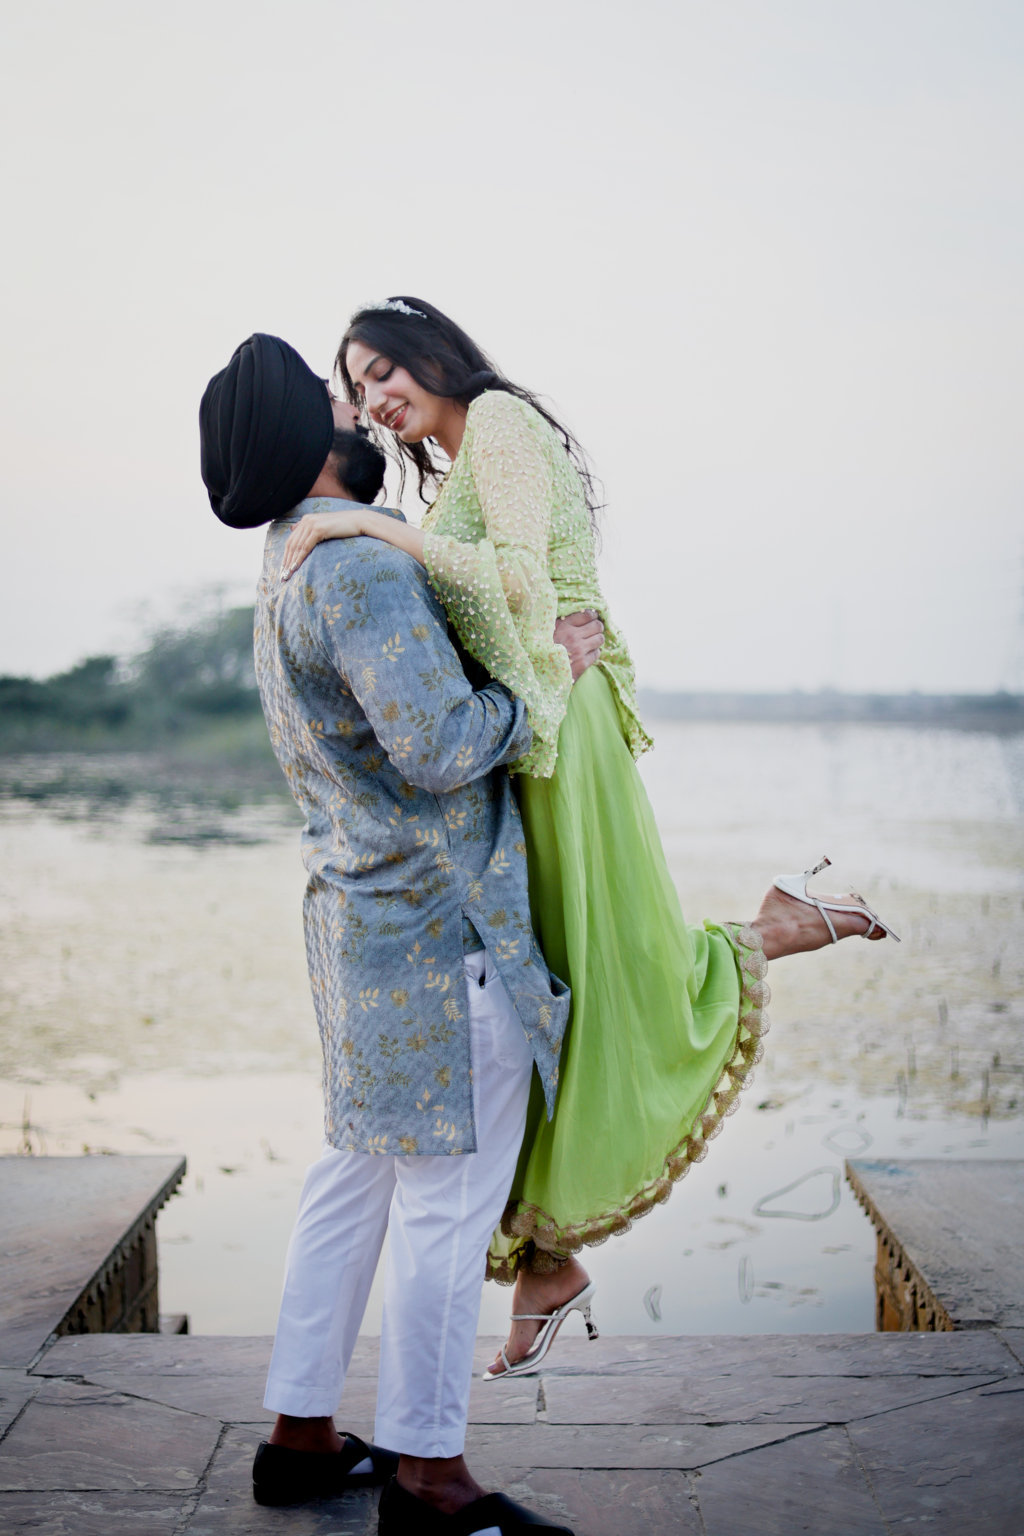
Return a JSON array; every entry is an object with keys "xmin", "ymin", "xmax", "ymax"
[{"xmin": 335, "ymin": 296, "xmax": 602, "ymax": 525}]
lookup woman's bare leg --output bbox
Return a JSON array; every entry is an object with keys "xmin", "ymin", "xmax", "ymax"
[
  {"xmin": 750, "ymin": 882, "xmax": 887, "ymax": 960},
  {"xmin": 487, "ymin": 1254, "xmax": 591, "ymax": 1377},
  {"xmin": 489, "ymin": 878, "xmax": 888, "ymax": 1374}
]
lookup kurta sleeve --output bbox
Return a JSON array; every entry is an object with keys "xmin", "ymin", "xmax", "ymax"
[
  {"xmin": 422, "ymin": 393, "xmax": 573, "ymax": 777},
  {"xmin": 299, "ymin": 541, "xmax": 532, "ymax": 793}
]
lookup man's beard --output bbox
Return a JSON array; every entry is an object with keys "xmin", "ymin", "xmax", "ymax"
[{"xmin": 331, "ymin": 427, "xmax": 387, "ymax": 504}]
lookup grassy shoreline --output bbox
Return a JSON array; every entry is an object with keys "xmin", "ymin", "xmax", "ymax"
[{"xmin": 3, "ymin": 605, "xmax": 1020, "ymax": 769}]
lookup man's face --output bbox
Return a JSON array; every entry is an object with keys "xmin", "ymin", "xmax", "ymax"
[
  {"xmin": 330, "ymin": 395, "xmax": 360, "ymax": 432},
  {"xmin": 329, "ymin": 423, "xmax": 387, "ymax": 504}
]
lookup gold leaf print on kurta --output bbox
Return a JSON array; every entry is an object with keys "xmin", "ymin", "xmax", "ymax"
[{"xmin": 252, "ymin": 502, "xmax": 570, "ymax": 1157}]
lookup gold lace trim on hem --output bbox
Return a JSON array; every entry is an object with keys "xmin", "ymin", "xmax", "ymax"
[{"xmin": 486, "ymin": 922, "xmax": 770, "ymax": 1284}]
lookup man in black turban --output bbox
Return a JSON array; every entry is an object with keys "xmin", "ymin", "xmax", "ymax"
[
  {"xmin": 200, "ymin": 332, "xmax": 387, "ymax": 524},
  {"xmin": 197, "ymin": 336, "xmax": 578, "ymax": 1536}
]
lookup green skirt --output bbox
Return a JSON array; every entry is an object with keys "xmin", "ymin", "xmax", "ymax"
[{"xmin": 488, "ymin": 665, "xmax": 769, "ymax": 1282}]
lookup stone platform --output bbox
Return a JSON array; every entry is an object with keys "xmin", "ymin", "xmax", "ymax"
[
  {"xmin": 846, "ymin": 1158, "xmax": 1024, "ymax": 1332},
  {"xmin": 3, "ymin": 1154, "xmax": 1024, "ymax": 1533},
  {"xmin": 0, "ymin": 1153, "xmax": 186, "ymax": 1367},
  {"xmin": 1, "ymin": 1329, "xmax": 1022, "ymax": 1534}
]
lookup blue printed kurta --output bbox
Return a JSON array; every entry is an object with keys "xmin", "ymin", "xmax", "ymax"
[{"xmin": 254, "ymin": 498, "xmax": 570, "ymax": 1156}]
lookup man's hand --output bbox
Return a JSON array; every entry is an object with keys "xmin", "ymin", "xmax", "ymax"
[{"xmin": 554, "ymin": 610, "xmax": 604, "ymax": 682}]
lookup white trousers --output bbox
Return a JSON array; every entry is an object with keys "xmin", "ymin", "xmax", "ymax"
[{"xmin": 263, "ymin": 949, "xmax": 534, "ymax": 1459}]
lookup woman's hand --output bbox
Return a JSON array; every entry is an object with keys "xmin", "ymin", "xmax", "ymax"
[
  {"xmin": 281, "ymin": 511, "xmax": 366, "ymax": 580},
  {"xmin": 554, "ymin": 610, "xmax": 604, "ymax": 682}
]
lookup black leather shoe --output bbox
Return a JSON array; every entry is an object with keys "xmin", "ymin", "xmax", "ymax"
[
  {"xmin": 377, "ymin": 1477, "xmax": 575, "ymax": 1534},
  {"xmin": 252, "ymin": 1432, "xmax": 399, "ymax": 1506}
]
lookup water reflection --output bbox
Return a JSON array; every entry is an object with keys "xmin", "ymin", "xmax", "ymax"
[
  {"xmin": 0, "ymin": 752, "xmax": 298, "ymax": 847},
  {"xmin": 1, "ymin": 722, "xmax": 1022, "ymax": 1336}
]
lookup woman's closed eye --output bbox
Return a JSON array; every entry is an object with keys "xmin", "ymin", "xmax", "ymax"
[{"xmin": 354, "ymin": 365, "xmax": 393, "ymax": 397}]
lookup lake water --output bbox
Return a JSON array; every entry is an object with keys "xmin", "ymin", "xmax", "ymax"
[{"xmin": 1, "ymin": 721, "xmax": 1022, "ymax": 1340}]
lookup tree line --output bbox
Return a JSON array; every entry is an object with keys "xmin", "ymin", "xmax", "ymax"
[{"xmin": 0, "ymin": 607, "xmax": 265, "ymax": 753}]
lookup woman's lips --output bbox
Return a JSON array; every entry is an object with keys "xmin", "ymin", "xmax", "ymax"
[{"xmin": 383, "ymin": 403, "xmax": 408, "ymax": 432}]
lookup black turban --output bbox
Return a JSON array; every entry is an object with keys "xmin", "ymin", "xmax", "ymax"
[{"xmin": 199, "ymin": 333, "xmax": 335, "ymax": 528}]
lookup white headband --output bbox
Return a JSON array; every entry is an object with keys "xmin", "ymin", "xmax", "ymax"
[{"xmin": 361, "ymin": 299, "xmax": 426, "ymax": 320}]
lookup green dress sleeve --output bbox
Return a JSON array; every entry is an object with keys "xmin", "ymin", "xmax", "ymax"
[{"xmin": 422, "ymin": 393, "xmax": 573, "ymax": 777}]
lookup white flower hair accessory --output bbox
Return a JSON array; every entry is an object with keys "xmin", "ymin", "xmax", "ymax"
[{"xmin": 362, "ymin": 298, "xmax": 426, "ymax": 319}]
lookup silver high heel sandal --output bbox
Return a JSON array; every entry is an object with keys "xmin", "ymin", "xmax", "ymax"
[
  {"xmin": 774, "ymin": 857, "xmax": 901, "ymax": 943},
  {"xmin": 483, "ymin": 1281, "xmax": 599, "ymax": 1381}
]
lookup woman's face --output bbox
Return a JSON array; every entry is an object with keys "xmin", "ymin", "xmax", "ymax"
[{"xmin": 344, "ymin": 339, "xmax": 462, "ymax": 452}]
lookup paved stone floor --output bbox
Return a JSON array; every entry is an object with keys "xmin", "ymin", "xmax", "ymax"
[{"xmin": 1, "ymin": 1328, "xmax": 1022, "ymax": 1534}]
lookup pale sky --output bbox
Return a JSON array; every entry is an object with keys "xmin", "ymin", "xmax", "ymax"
[{"xmin": 1, "ymin": 0, "xmax": 1021, "ymax": 692}]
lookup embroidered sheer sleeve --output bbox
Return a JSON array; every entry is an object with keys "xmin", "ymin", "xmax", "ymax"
[{"xmin": 422, "ymin": 392, "xmax": 572, "ymax": 777}]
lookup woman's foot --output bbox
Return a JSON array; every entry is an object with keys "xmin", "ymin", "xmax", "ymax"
[
  {"xmin": 751, "ymin": 878, "xmax": 891, "ymax": 961},
  {"xmin": 486, "ymin": 1256, "xmax": 591, "ymax": 1378}
]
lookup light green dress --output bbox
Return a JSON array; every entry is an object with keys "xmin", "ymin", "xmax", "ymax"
[{"xmin": 422, "ymin": 391, "xmax": 768, "ymax": 1281}]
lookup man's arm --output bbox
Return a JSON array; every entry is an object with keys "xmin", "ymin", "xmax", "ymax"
[
  {"xmin": 298, "ymin": 540, "xmax": 532, "ymax": 793},
  {"xmin": 554, "ymin": 610, "xmax": 604, "ymax": 680}
]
